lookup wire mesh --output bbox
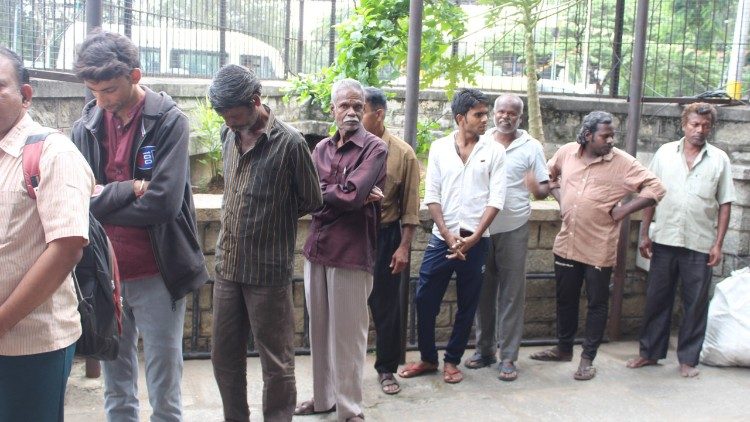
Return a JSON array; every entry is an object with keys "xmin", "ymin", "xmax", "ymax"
[{"xmin": 2, "ymin": 0, "xmax": 749, "ymax": 98}]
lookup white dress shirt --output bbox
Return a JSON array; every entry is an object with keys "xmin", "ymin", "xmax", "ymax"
[{"xmin": 424, "ymin": 131, "xmax": 506, "ymax": 240}]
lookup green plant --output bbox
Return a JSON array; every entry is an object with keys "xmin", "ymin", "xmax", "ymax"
[
  {"xmin": 191, "ymin": 98, "xmax": 225, "ymax": 186},
  {"xmin": 285, "ymin": 0, "xmax": 481, "ymax": 111}
]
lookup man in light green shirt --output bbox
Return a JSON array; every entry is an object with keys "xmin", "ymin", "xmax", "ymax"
[{"xmin": 627, "ymin": 102, "xmax": 735, "ymax": 378}]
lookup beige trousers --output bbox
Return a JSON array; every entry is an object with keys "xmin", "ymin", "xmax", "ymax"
[{"xmin": 304, "ymin": 259, "xmax": 373, "ymax": 421}]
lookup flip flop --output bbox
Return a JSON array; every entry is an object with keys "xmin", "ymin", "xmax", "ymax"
[
  {"xmin": 378, "ymin": 373, "xmax": 401, "ymax": 395},
  {"xmin": 573, "ymin": 365, "xmax": 597, "ymax": 381},
  {"xmin": 530, "ymin": 347, "xmax": 573, "ymax": 362},
  {"xmin": 464, "ymin": 352, "xmax": 497, "ymax": 369},
  {"xmin": 293, "ymin": 399, "xmax": 336, "ymax": 415},
  {"xmin": 398, "ymin": 361, "xmax": 438, "ymax": 378},
  {"xmin": 443, "ymin": 364, "xmax": 464, "ymax": 384},
  {"xmin": 498, "ymin": 361, "xmax": 518, "ymax": 382}
]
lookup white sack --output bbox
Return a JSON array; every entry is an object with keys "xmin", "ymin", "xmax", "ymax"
[{"xmin": 700, "ymin": 267, "xmax": 750, "ymax": 367}]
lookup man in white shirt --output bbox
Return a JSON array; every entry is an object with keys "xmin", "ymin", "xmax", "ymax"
[
  {"xmin": 464, "ymin": 94, "xmax": 549, "ymax": 381},
  {"xmin": 398, "ymin": 88, "xmax": 506, "ymax": 384}
]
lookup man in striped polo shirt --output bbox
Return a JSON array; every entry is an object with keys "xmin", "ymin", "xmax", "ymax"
[{"xmin": 209, "ymin": 64, "xmax": 322, "ymax": 422}]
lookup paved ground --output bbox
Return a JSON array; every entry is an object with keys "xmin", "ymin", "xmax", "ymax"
[{"xmin": 65, "ymin": 340, "xmax": 750, "ymax": 421}]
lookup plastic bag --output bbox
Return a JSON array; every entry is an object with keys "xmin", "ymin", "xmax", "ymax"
[{"xmin": 700, "ymin": 267, "xmax": 750, "ymax": 367}]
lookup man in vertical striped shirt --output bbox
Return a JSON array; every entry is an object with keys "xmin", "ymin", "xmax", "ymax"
[{"xmin": 209, "ymin": 64, "xmax": 322, "ymax": 422}]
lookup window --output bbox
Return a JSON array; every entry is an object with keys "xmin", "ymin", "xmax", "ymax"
[
  {"xmin": 240, "ymin": 54, "xmax": 277, "ymax": 79},
  {"xmin": 139, "ymin": 47, "xmax": 161, "ymax": 74},
  {"xmin": 169, "ymin": 50, "xmax": 226, "ymax": 76}
]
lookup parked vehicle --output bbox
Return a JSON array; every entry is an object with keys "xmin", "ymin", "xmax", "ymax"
[{"xmin": 55, "ymin": 22, "xmax": 285, "ymax": 79}]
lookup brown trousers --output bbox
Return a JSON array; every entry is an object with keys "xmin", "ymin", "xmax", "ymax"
[{"xmin": 211, "ymin": 278, "xmax": 296, "ymax": 422}]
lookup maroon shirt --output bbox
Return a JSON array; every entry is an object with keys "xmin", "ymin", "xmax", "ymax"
[
  {"xmin": 303, "ymin": 126, "xmax": 387, "ymax": 273},
  {"xmin": 101, "ymin": 98, "xmax": 160, "ymax": 280}
]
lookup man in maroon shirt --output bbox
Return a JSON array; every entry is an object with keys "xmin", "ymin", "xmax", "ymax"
[
  {"xmin": 71, "ymin": 31, "xmax": 208, "ymax": 421},
  {"xmin": 295, "ymin": 79, "xmax": 387, "ymax": 422}
]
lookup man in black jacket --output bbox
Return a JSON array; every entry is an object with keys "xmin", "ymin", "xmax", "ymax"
[{"xmin": 71, "ymin": 30, "xmax": 208, "ymax": 422}]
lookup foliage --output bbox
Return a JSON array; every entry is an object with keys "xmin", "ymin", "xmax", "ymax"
[
  {"xmin": 285, "ymin": 0, "xmax": 481, "ymax": 111},
  {"xmin": 416, "ymin": 119, "xmax": 443, "ymax": 157},
  {"xmin": 190, "ymin": 98, "xmax": 225, "ymax": 184},
  {"xmin": 481, "ymin": 0, "xmax": 548, "ymax": 143}
]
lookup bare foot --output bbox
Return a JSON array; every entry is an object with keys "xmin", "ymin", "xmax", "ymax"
[
  {"xmin": 626, "ymin": 357, "xmax": 658, "ymax": 368},
  {"xmin": 680, "ymin": 364, "xmax": 700, "ymax": 377}
]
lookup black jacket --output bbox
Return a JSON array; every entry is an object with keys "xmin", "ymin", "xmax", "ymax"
[{"xmin": 71, "ymin": 87, "xmax": 209, "ymax": 301}]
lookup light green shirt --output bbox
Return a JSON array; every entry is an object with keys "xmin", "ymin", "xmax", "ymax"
[{"xmin": 649, "ymin": 138, "xmax": 735, "ymax": 253}]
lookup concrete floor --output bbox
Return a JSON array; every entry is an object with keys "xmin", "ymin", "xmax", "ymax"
[{"xmin": 65, "ymin": 340, "xmax": 750, "ymax": 421}]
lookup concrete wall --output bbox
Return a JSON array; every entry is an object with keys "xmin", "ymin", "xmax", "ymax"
[{"xmin": 29, "ymin": 78, "xmax": 750, "ymax": 351}]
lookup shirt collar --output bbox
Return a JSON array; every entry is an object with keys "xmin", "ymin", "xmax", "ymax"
[
  {"xmin": 677, "ymin": 137, "xmax": 709, "ymax": 157},
  {"xmin": 0, "ymin": 113, "xmax": 38, "ymax": 158},
  {"xmin": 232, "ymin": 105, "xmax": 275, "ymax": 150},
  {"xmin": 572, "ymin": 143, "xmax": 615, "ymax": 163},
  {"xmin": 330, "ymin": 124, "xmax": 368, "ymax": 148}
]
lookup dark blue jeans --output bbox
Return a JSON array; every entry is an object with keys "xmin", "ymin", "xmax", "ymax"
[
  {"xmin": 416, "ymin": 234, "xmax": 489, "ymax": 365},
  {"xmin": 0, "ymin": 343, "xmax": 75, "ymax": 422}
]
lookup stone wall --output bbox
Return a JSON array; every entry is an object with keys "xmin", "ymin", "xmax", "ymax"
[
  {"xmin": 28, "ymin": 78, "xmax": 750, "ymax": 351},
  {"xmin": 187, "ymin": 196, "xmax": 647, "ymax": 352},
  {"xmin": 30, "ymin": 77, "xmax": 750, "ymax": 283}
]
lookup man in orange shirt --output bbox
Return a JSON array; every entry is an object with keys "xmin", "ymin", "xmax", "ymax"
[{"xmin": 530, "ymin": 111, "xmax": 665, "ymax": 380}]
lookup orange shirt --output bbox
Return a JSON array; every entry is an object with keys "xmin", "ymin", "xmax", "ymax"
[{"xmin": 547, "ymin": 142, "xmax": 665, "ymax": 267}]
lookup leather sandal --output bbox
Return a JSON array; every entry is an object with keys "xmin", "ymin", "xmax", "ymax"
[
  {"xmin": 573, "ymin": 365, "xmax": 597, "ymax": 381},
  {"xmin": 293, "ymin": 399, "xmax": 336, "ymax": 416},
  {"xmin": 378, "ymin": 372, "xmax": 401, "ymax": 394},
  {"xmin": 529, "ymin": 347, "xmax": 573, "ymax": 362},
  {"xmin": 464, "ymin": 351, "xmax": 497, "ymax": 369}
]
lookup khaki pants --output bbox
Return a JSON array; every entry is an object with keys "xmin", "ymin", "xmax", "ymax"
[{"xmin": 304, "ymin": 260, "xmax": 373, "ymax": 421}]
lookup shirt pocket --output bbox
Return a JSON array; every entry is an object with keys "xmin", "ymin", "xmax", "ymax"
[
  {"xmin": 688, "ymin": 176, "xmax": 717, "ymax": 199},
  {"xmin": 584, "ymin": 177, "xmax": 618, "ymax": 202},
  {"xmin": 0, "ymin": 191, "xmax": 25, "ymax": 241}
]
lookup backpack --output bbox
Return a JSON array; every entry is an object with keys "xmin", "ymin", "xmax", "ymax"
[{"xmin": 22, "ymin": 130, "xmax": 123, "ymax": 361}]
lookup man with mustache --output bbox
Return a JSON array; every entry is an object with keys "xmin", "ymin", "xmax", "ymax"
[
  {"xmin": 627, "ymin": 102, "xmax": 735, "ymax": 378},
  {"xmin": 464, "ymin": 94, "xmax": 549, "ymax": 381},
  {"xmin": 398, "ymin": 88, "xmax": 506, "ymax": 384},
  {"xmin": 296, "ymin": 79, "xmax": 387, "ymax": 422},
  {"xmin": 531, "ymin": 110, "xmax": 664, "ymax": 381}
]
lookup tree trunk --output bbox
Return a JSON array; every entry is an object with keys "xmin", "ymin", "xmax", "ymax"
[{"xmin": 523, "ymin": 8, "xmax": 545, "ymax": 143}]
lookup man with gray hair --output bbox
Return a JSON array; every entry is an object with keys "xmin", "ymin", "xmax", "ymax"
[
  {"xmin": 295, "ymin": 79, "xmax": 387, "ymax": 421},
  {"xmin": 530, "ymin": 111, "xmax": 665, "ymax": 380},
  {"xmin": 209, "ymin": 64, "xmax": 322, "ymax": 422},
  {"xmin": 464, "ymin": 94, "xmax": 549, "ymax": 381}
]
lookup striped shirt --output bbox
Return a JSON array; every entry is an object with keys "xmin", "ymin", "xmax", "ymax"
[
  {"xmin": 215, "ymin": 108, "xmax": 322, "ymax": 285},
  {"xmin": 0, "ymin": 114, "xmax": 94, "ymax": 355}
]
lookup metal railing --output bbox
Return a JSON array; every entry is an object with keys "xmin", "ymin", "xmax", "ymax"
[
  {"xmin": 181, "ymin": 273, "xmax": 558, "ymax": 359},
  {"xmin": 3, "ymin": 0, "xmax": 748, "ymax": 99}
]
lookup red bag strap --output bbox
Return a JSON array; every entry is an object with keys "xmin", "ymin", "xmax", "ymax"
[{"xmin": 22, "ymin": 130, "xmax": 59, "ymax": 199}]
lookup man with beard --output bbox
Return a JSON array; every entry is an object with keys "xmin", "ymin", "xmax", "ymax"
[
  {"xmin": 626, "ymin": 102, "xmax": 735, "ymax": 378},
  {"xmin": 398, "ymin": 88, "xmax": 506, "ymax": 384},
  {"xmin": 295, "ymin": 79, "xmax": 387, "ymax": 422},
  {"xmin": 531, "ymin": 110, "xmax": 665, "ymax": 381},
  {"xmin": 464, "ymin": 94, "xmax": 549, "ymax": 381}
]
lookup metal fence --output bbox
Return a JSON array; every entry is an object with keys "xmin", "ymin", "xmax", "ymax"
[{"xmin": 2, "ymin": 0, "xmax": 749, "ymax": 99}]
